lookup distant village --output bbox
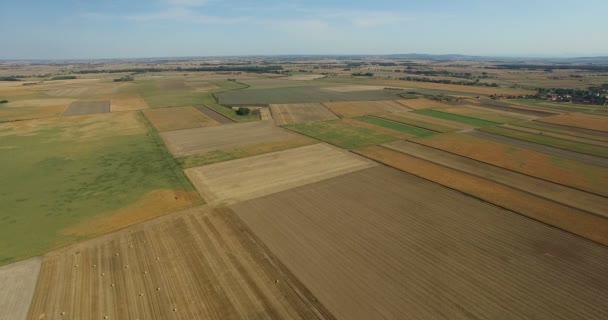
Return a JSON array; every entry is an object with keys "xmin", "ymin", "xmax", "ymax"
[{"xmin": 532, "ymin": 85, "xmax": 608, "ymax": 105}]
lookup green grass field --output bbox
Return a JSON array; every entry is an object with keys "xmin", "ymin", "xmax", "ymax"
[
  {"xmin": 376, "ymin": 113, "xmax": 455, "ymax": 133},
  {"xmin": 0, "ymin": 112, "xmax": 197, "ymax": 265},
  {"xmin": 481, "ymin": 126, "xmax": 608, "ymax": 158},
  {"xmin": 415, "ymin": 109, "xmax": 499, "ymax": 127},
  {"xmin": 510, "ymin": 98, "xmax": 605, "ymax": 113},
  {"xmin": 284, "ymin": 119, "xmax": 399, "ymax": 149},
  {"xmin": 356, "ymin": 116, "xmax": 436, "ymax": 137}
]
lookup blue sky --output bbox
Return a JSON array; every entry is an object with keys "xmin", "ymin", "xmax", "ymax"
[{"xmin": 1, "ymin": 0, "xmax": 607, "ymax": 59}]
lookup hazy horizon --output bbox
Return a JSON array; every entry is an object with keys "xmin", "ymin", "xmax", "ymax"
[{"xmin": 1, "ymin": 0, "xmax": 608, "ymax": 60}]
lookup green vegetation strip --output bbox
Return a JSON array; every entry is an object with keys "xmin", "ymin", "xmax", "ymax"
[
  {"xmin": 356, "ymin": 116, "xmax": 436, "ymax": 137},
  {"xmin": 285, "ymin": 120, "xmax": 398, "ymax": 149},
  {"xmin": 415, "ymin": 109, "xmax": 499, "ymax": 127},
  {"xmin": 481, "ymin": 126, "xmax": 608, "ymax": 158},
  {"xmin": 377, "ymin": 114, "xmax": 454, "ymax": 133}
]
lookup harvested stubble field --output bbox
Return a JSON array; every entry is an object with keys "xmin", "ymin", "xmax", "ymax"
[
  {"xmin": 468, "ymin": 98, "xmax": 559, "ymax": 117},
  {"xmin": 414, "ymin": 109, "xmax": 499, "ymax": 127},
  {"xmin": 0, "ymin": 112, "xmax": 199, "ymax": 265},
  {"xmin": 259, "ymin": 108, "xmax": 272, "ymax": 121},
  {"xmin": 0, "ymin": 258, "xmax": 41, "ymax": 320},
  {"xmin": 63, "ymin": 100, "xmax": 110, "ymax": 116},
  {"xmin": 270, "ymin": 103, "xmax": 338, "ymax": 125},
  {"xmin": 110, "ymin": 94, "xmax": 149, "ymax": 112},
  {"xmin": 27, "ymin": 206, "xmax": 335, "ymax": 320},
  {"xmin": 412, "ymin": 133, "xmax": 608, "ymax": 196},
  {"xmin": 469, "ymin": 130, "xmax": 608, "ymax": 167},
  {"xmin": 480, "ymin": 125, "xmax": 608, "ymax": 158},
  {"xmin": 375, "ymin": 112, "xmax": 456, "ymax": 133},
  {"xmin": 0, "ymin": 104, "xmax": 67, "ymax": 122},
  {"xmin": 232, "ymin": 165, "xmax": 608, "ymax": 319},
  {"xmin": 161, "ymin": 120, "xmax": 300, "ymax": 157},
  {"xmin": 285, "ymin": 119, "xmax": 401, "ymax": 149},
  {"xmin": 323, "ymin": 100, "xmax": 411, "ymax": 117},
  {"xmin": 381, "ymin": 140, "xmax": 608, "ymax": 218},
  {"xmin": 395, "ymin": 98, "xmax": 452, "ymax": 110},
  {"xmin": 537, "ymin": 113, "xmax": 608, "ymax": 133},
  {"xmin": 185, "ymin": 143, "xmax": 376, "ymax": 205},
  {"xmin": 143, "ymin": 106, "xmax": 220, "ymax": 132}
]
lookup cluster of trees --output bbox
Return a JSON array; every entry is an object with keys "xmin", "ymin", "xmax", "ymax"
[
  {"xmin": 492, "ymin": 64, "xmax": 608, "ymax": 72},
  {"xmin": 532, "ymin": 84, "xmax": 608, "ymax": 105},
  {"xmin": 113, "ymin": 75, "xmax": 134, "ymax": 82},
  {"xmin": 352, "ymin": 72, "xmax": 374, "ymax": 77},
  {"xmin": 0, "ymin": 99, "xmax": 8, "ymax": 104},
  {"xmin": 236, "ymin": 107, "xmax": 251, "ymax": 116},
  {"xmin": 399, "ymin": 76, "xmax": 499, "ymax": 87},
  {"xmin": 50, "ymin": 75, "xmax": 77, "ymax": 80},
  {"xmin": 0, "ymin": 76, "xmax": 21, "ymax": 81}
]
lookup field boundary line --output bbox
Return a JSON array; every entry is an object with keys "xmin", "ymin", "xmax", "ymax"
[
  {"xmin": 320, "ymin": 102, "xmax": 343, "ymax": 119},
  {"xmin": 406, "ymin": 139, "xmax": 608, "ymax": 199}
]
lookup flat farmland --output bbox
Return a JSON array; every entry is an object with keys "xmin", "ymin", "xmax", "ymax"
[
  {"xmin": 516, "ymin": 121, "xmax": 608, "ymax": 142},
  {"xmin": 193, "ymin": 105, "xmax": 234, "ymax": 124},
  {"xmin": 216, "ymin": 86, "xmax": 408, "ymax": 105},
  {"xmin": 414, "ymin": 109, "xmax": 499, "ymax": 127},
  {"xmin": 355, "ymin": 116, "xmax": 436, "ymax": 137},
  {"xmin": 469, "ymin": 98, "xmax": 559, "ymax": 117},
  {"xmin": 63, "ymin": 100, "xmax": 110, "ymax": 116},
  {"xmin": 381, "ymin": 140, "xmax": 608, "ymax": 218},
  {"xmin": 185, "ymin": 143, "xmax": 377, "ymax": 205},
  {"xmin": 395, "ymin": 98, "xmax": 452, "ymax": 110},
  {"xmin": 438, "ymin": 105, "xmax": 534, "ymax": 123},
  {"xmin": 284, "ymin": 119, "xmax": 400, "ymax": 149},
  {"xmin": 375, "ymin": 112, "xmax": 457, "ymax": 133},
  {"xmin": 270, "ymin": 103, "xmax": 338, "ymax": 125},
  {"xmin": 232, "ymin": 166, "xmax": 608, "ymax": 319},
  {"xmin": 143, "ymin": 106, "xmax": 220, "ymax": 132},
  {"xmin": 0, "ymin": 258, "xmax": 41, "ymax": 320},
  {"xmin": 501, "ymin": 123, "xmax": 608, "ymax": 147},
  {"xmin": 0, "ymin": 104, "xmax": 67, "ymax": 122},
  {"xmin": 480, "ymin": 126, "xmax": 608, "ymax": 158},
  {"xmin": 538, "ymin": 113, "xmax": 608, "ymax": 132},
  {"xmin": 259, "ymin": 107, "xmax": 272, "ymax": 121},
  {"xmin": 27, "ymin": 206, "xmax": 335, "ymax": 320},
  {"xmin": 321, "ymin": 85, "xmax": 391, "ymax": 92},
  {"xmin": 161, "ymin": 120, "xmax": 299, "ymax": 157},
  {"xmin": 470, "ymin": 130, "xmax": 608, "ymax": 167},
  {"xmin": 323, "ymin": 100, "xmax": 411, "ymax": 117},
  {"xmin": 0, "ymin": 112, "xmax": 199, "ymax": 265},
  {"xmin": 412, "ymin": 133, "xmax": 608, "ymax": 196},
  {"xmin": 110, "ymin": 94, "xmax": 149, "ymax": 112}
]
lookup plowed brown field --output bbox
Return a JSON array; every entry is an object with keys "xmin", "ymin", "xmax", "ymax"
[
  {"xmin": 232, "ymin": 166, "xmax": 608, "ymax": 320},
  {"xmin": 28, "ymin": 206, "xmax": 335, "ymax": 320},
  {"xmin": 324, "ymin": 100, "xmax": 411, "ymax": 117},
  {"xmin": 412, "ymin": 133, "xmax": 608, "ymax": 196},
  {"xmin": 143, "ymin": 106, "xmax": 220, "ymax": 132},
  {"xmin": 270, "ymin": 103, "xmax": 338, "ymax": 125}
]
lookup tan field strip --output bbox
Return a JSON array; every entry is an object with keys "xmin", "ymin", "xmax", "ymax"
[
  {"xmin": 387, "ymin": 111, "xmax": 474, "ymax": 130},
  {"xmin": 110, "ymin": 94, "xmax": 149, "ymax": 112},
  {"xmin": 143, "ymin": 106, "xmax": 220, "ymax": 132},
  {"xmin": 383, "ymin": 140, "xmax": 608, "ymax": 217},
  {"xmin": 413, "ymin": 133, "xmax": 608, "ymax": 196},
  {"xmin": 538, "ymin": 113, "xmax": 608, "ymax": 132},
  {"xmin": 161, "ymin": 120, "xmax": 301, "ymax": 157},
  {"xmin": 28, "ymin": 206, "xmax": 335, "ymax": 320},
  {"xmin": 375, "ymin": 112, "xmax": 457, "ymax": 133},
  {"xmin": 502, "ymin": 124, "xmax": 608, "ymax": 147},
  {"xmin": 185, "ymin": 143, "xmax": 377, "ymax": 205},
  {"xmin": 323, "ymin": 100, "xmax": 411, "ymax": 117},
  {"xmin": 0, "ymin": 258, "xmax": 41, "ymax": 320},
  {"xmin": 270, "ymin": 103, "xmax": 338, "ymax": 125},
  {"xmin": 259, "ymin": 108, "xmax": 272, "ymax": 121},
  {"xmin": 395, "ymin": 98, "xmax": 452, "ymax": 110},
  {"xmin": 232, "ymin": 166, "xmax": 608, "ymax": 319},
  {"xmin": 440, "ymin": 105, "xmax": 535, "ymax": 122}
]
